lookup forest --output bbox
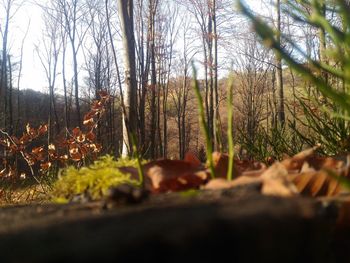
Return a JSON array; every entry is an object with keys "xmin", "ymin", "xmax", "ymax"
[
  {"xmin": 0, "ymin": 0, "xmax": 349, "ymax": 193},
  {"xmin": 0, "ymin": 0, "xmax": 340, "ymax": 180},
  {"xmin": 0, "ymin": 0, "xmax": 350, "ymax": 260}
]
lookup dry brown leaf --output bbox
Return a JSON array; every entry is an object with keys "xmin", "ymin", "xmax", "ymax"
[
  {"xmin": 300, "ymin": 162, "xmax": 316, "ymax": 173},
  {"xmin": 281, "ymin": 147, "xmax": 345, "ymax": 174},
  {"xmin": 281, "ymin": 147, "xmax": 317, "ymax": 172},
  {"xmin": 119, "ymin": 157, "xmax": 207, "ymax": 193},
  {"xmin": 184, "ymin": 152, "xmax": 201, "ymax": 167},
  {"xmin": 212, "ymin": 152, "xmax": 265, "ymax": 179},
  {"xmin": 203, "ymin": 176, "xmax": 262, "ymax": 190},
  {"xmin": 156, "ymin": 171, "xmax": 209, "ymax": 193},
  {"xmin": 306, "ymin": 156, "xmax": 344, "ymax": 171},
  {"xmin": 261, "ymin": 162, "xmax": 298, "ymax": 197},
  {"xmin": 262, "ymin": 178, "xmax": 296, "ymax": 197},
  {"xmin": 292, "ymin": 171, "xmax": 342, "ymax": 197}
]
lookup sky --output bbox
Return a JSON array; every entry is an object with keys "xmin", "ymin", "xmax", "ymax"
[
  {"xmin": 5, "ymin": 1, "xmax": 47, "ymax": 92},
  {"xmin": 3, "ymin": 0, "xmax": 263, "ymax": 93}
]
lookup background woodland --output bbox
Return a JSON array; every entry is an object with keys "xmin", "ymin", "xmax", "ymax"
[{"xmin": 0, "ymin": 0, "xmax": 344, "ymax": 179}]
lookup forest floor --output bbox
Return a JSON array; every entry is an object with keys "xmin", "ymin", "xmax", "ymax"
[{"xmin": 0, "ymin": 184, "xmax": 349, "ymax": 263}]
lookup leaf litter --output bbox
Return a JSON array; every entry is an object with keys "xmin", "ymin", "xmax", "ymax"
[{"xmin": 117, "ymin": 147, "xmax": 350, "ymax": 198}]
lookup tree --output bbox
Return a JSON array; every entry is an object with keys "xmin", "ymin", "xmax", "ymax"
[
  {"xmin": 171, "ymin": 15, "xmax": 196, "ymax": 159},
  {"xmin": 148, "ymin": 0, "xmax": 159, "ymax": 159},
  {"xmin": 234, "ymin": 34, "xmax": 272, "ymax": 157},
  {"xmin": 118, "ymin": 0, "xmax": 138, "ymax": 156},
  {"xmin": 55, "ymin": 0, "xmax": 88, "ymax": 127},
  {"xmin": 180, "ymin": 0, "xmax": 221, "ymax": 150},
  {"xmin": 0, "ymin": 0, "xmax": 25, "ymax": 135},
  {"xmin": 36, "ymin": 3, "xmax": 62, "ymax": 142},
  {"xmin": 275, "ymin": 0, "xmax": 285, "ymax": 125}
]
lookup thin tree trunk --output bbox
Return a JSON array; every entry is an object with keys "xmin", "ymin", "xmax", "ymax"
[
  {"xmin": 118, "ymin": 0, "xmax": 138, "ymax": 156},
  {"xmin": 318, "ymin": 0, "xmax": 328, "ymax": 85},
  {"xmin": 7, "ymin": 55, "xmax": 13, "ymax": 135},
  {"xmin": 149, "ymin": 0, "xmax": 158, "ymax": 159},
  {"xmin": 62, "ymin": 40, "xmax": 70, "ymax": 133},
  {"xmin": 0, "ymin": 4, "xmax": 10, "ymax": 130},
  {"xmin": 211, "ymin": 0, "xmax": 219, "ymax": 151},
  {"xmin": 276, "ymin": 0, "xmax": 285, "ymax": 125},
  {"xmin": 72, "ymin": 44, "xmax": 81, "ymax": 127}
]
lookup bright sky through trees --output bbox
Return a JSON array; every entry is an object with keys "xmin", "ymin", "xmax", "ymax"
[{"xmin": 5, "ymin": 0, "xmax": 262, "ymax": 93}]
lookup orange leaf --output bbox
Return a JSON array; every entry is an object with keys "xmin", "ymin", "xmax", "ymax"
[
  {"xmin": 212, "ymin": 152, "xmax": 265, "ymax": 178},
  {"xmin": 156, "ymin": 172, "xmax": 208, "ymax": 193},
  {"xmin": 184, "ymin": 152, "xmax": 201, "ymax": 167},
  {"xmin": 38, "ymin": 124, "xmax": 48, "ymax": 135},
  {"xmin": 293, "ymin": 171, "xmax": 342, "ymax": 197},
  {"xmin": 86, "ymin": 131, "xmax": 96, "ymax": 142},
  {"xmin": 260, "ymin": 162, "xmax": 298, "ymax": 197},
  {"xmin": 40, "ymin": 162, "xmax": 52, "ymax": 171},
  {"xmin": 72, "ymin": 127, "xmax": 81, "ymax": 137}
]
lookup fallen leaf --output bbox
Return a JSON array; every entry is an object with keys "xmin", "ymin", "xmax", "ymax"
[
  {"xmin": 261, "ymin": 162, "xmax": 298, "ymax": 197},
  {"xmin": 119, "ymin": 157, "xmax": 207, "ymax": 193},
  {"xmin": 212, "ymin": 152, "xmax": 265, "ymax": 179},
  {"xmin": 203, "ymin": 176, "xmax": 262, "ymax": 190},
  {"xmin": 281, "ymin": 147, "xmax": 317, "ymax": 172},
  {"xmin": 184, "ymin": 152, "xmax": 201, "ymax": 167},
  {"xmin": 293, "ymin": 171, "xmax": 342, "ymax": 197},
  {"xmin": 281, "ymin": 147, "xmax": 344, "ymax": 173},
  {"xmin": 156, "ymin": 171, "xmax": 209, "ymax": 193}
]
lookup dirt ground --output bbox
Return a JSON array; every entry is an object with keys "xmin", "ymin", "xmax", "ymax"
[{"xmin": 0, "ymin": 184, "xmax": 348, "ymax": 262}]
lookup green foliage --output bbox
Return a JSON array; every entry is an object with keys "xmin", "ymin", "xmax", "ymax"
[
  {"xmin": 291, "ymin": 97, "xmax": 350, "ymax": 155},
  {"xmin": 131, "ymin": 133, "xmax": 145, "ymax": 188},
  {"xmin": 239, "ymin": 0, "xmax": 350, "ymax": 157},
  {"xmin": 51, "ymin": 155, "xmax": 140, "ymax": 202},
  {"xmin": 238, "ymin": 0, "xmax": 350, "ymax": 116},
  {"xmin": 237, "ymin": 125, "xmax": 304, "ymax": 162}
]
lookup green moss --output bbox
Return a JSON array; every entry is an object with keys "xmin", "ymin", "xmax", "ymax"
[
  {"xmin": 51, "ymin": 155, "xmax": 140, "ymax": 201},
  {"xmin": 180, "ymin": 189, "xmax": 199, "ymax": 198}
]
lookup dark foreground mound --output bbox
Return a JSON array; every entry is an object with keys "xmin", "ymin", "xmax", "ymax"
[{"xmin": 0, "ymin": 187, "xmax": 348, "ymax": 262}]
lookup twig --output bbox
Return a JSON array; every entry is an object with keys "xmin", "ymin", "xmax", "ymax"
[{"xmin": 0, "ymin": 129, "xmax": 47, "ymax": 194}]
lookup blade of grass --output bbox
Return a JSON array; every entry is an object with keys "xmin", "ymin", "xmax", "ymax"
[
  {"xmin": 192, "ymin": 63, "xmax": 215, "ymax": 179},
  {"xmin": 131, "ymin": 133, "xmax": 145, "ymax": 188},
  {"xmin": 237, "ymin": 0, "xmax": 350, "ymax": 114}
]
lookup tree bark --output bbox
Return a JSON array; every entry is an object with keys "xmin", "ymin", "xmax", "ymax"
[{"xmin": 118, "ymin": 0, "xmax": 138, "ymax": 156}]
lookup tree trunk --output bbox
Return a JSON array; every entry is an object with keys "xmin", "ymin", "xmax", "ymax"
[
  {"xmin": 318, "ymin": 1, "xmax": 328, "ymax": 85},
  {"xmin": 118, "ymin": 0, "xmax": 138, "ymax": 156},
  {"xmin": 276, "ymin": 0, "xmax": 285, "ymax": 125},
  {"xmin": 211, "ymin": 0, "xmax": 219, "ymax": 151},
  {"xmin": 0, "ymin": 3, "xmax": 10, "ymax": 130},
  {"xmin": 148, "ymin": 0, "xmax": 158, "ymax": 159},
  {"xmin": 7, "ymin": 55, "xmax": 13, "ymax": 135},
  {"xmin": 72, "ymin": 44, "xmax": 81, "ymax": 127}
]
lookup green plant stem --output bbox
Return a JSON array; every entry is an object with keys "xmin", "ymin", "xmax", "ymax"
[
  {"xmin": 192, "ymin": 64, "xmax": 215, "ymax": 179},
  {"xmin": 131, "ymin": 133, "xmax": 145, "ymax": 188},
  {"xmin": 227, "ymin": 76, "xmax": 234, "ymax": 181}
]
